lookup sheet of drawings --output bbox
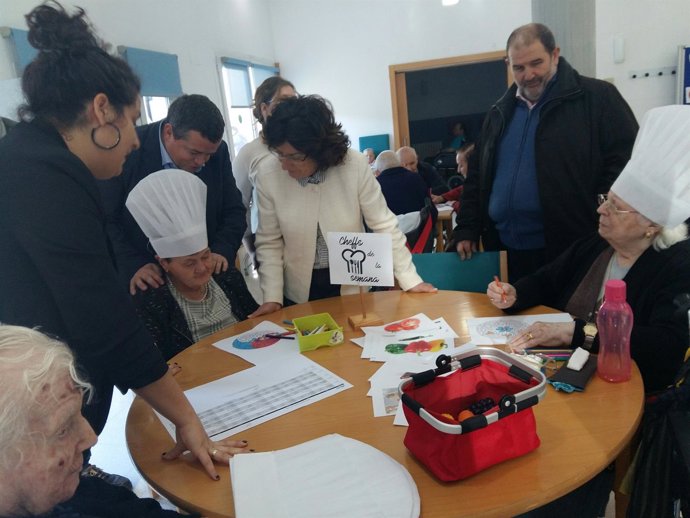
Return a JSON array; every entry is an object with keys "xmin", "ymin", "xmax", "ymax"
[
  {"xmin": 360, "ymin": 313, "xmax": 459, "ymax": 362},
  {"xmin": 466, "ymin": 313, "xmax": 573, "ymax": 345},
  {"xmin": 213, "ymin": 320, "xmax": 300, "ymax": 365},
  {"xmin": 156, "ymin": 354, "xmax": 352, "ymax": 440}
]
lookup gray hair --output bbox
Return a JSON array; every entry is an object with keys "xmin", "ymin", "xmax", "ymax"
[
  {"xmin": 653, "ymin": 222, "xmax": 688, "ymax": 251},
  {"xmin": 0, "ymin": 325, "xmax": 91, "ymax": 469},
  {"xmin": 375, "ymin": 150, "xmax": 401, "ymax": 172}
]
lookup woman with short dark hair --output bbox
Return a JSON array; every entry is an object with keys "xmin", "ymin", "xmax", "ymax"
[{"xmin": 250, "ymin": 95, "xmax": 436, "ymax": 316}]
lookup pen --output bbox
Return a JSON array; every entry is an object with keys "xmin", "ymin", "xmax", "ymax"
[
  {"xmin": 265, "ymin": 334, "xmax": 295, "ymax": 340},
  {"xmin": 494, "ymin": 275, "xmax": 507, "ymax": 303},
  {"xmin": 399, "ymin": 335, "xmax": 432, "ymax": 341},
  {"xmin": 264, "ymin": 331, "xmax": 296, "ymax": 340}
]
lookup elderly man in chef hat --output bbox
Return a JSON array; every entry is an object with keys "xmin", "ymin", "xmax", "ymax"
[{"xmin": 126, "ymin": 169, "xmax": 258, "ymax": 360}]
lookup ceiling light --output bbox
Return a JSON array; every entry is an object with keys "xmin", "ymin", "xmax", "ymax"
[{"xmin": 442, "ymin": 0, "xmax": 459, "ymax": 5}]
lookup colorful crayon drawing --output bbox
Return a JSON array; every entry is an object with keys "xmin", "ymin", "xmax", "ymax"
[
  {"xmin": 475, "ymin": 319, "xmax": 528, "ymax": 341},
  {"xmin": 232, "ymin": 332, "xmax": 281, "ymax": 350},
  {"xmin": 385, "ymin": 339, "xmax": 447, "ymax": 355},
  {"xmin": 384, "ymin": 317, "xmax": 421, "ymax": 333}
]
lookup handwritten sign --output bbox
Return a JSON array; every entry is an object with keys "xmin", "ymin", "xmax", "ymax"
[{"xmin": 327, "ymin": 232, "xmax": 393, "ymax": 287}]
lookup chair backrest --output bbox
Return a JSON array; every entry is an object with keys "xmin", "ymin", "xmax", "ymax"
[
  {"xmin": 405, "ymin": 198, "xmax": 438, "ymax": 254},
  {"xmin": 411, "ymin": 251, "xmax": 507, "ymax": 292}
]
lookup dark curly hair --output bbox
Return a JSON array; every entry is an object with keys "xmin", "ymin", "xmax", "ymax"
[
  {"xmin": 252, "ymin": 76, "xmax": 295, "ymax": 125},
  {"xmin": 263, "ymin": 95, "xmax": 350, "ymax": 172},
  {"xmin": 19, "ymin": 1, "xmax": 140, "ymax": 127}
]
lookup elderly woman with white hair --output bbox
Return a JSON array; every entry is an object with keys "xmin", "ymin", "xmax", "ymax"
[
  {"xmin": 0, "ymin": 325, "xmax": 196, "ymax": 516},
  {"xmin": 487, "ymin": 105, "xmax": 690, "ymax": 393}
]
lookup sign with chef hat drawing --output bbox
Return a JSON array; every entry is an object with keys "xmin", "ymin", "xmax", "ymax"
[{"xmin": 326, "ymin": 232, "xmax": 393, "ymax": 287}]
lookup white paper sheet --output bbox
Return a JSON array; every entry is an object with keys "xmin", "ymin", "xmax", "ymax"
[
  {"xmin": 230, "ymin": 434, "xmax": 420, "ymax": 518},
  {"xmin": 156, "ymin": 354, "xmax": 352, "ymax": 440},
  {"xmin": 213, "ymin": 320, "xmax": 300, "ymax": 365},
  {"xmin": 365, "ymin": 318, "xmax": 459, "ymax": 362},
  {"xmin": 467, "ymin": 313, "xmax": 573, "ymax": 345}
]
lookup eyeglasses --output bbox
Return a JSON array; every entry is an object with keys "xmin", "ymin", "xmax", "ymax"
[
  {"xmin": 597, "ymin": 194, "xmax": 638, "ymax": 215},
  {"xmin": 270, "ymin": 149, "xmax": 308, "ymax": 162}
]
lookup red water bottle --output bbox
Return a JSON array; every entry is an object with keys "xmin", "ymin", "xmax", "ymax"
[{"xmin": 596, "ymin": 280, "xmax": 633, "ymax": 382}]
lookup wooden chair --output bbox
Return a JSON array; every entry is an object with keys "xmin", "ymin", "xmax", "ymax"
[{"xmin": 411, "ymin": 250, "xmax": 507, "ymax": 293}]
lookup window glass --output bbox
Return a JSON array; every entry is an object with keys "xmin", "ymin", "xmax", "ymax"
[{"xmin": 220, "ymin": 60, "xmax": 279, "ymax": 156}]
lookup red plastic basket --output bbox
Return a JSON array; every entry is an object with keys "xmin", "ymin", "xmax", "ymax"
[{"xmin": 399, "ymin": 347, "xmax": 546, "ymax": 481}]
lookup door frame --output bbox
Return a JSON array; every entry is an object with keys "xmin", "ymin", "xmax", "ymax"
[{"xmin": 388, "ymin": 50, "xmax": 510, "ymax": 149}]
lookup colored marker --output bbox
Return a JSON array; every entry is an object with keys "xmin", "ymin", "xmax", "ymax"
[{"xmin": 494, "ymin": 275, "xmax": 507, "ymax": 303}]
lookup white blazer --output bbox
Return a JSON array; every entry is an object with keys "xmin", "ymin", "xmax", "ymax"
[{"xmin": 255, "ymin": 149, "xmax": 423, "ymax": 303}]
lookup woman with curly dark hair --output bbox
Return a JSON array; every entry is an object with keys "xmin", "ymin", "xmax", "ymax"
[
  {"xmin": 249, "ymin": 95, "xmax": 435, "ymax": 316},
  {"xmin": 0, "ymin": 1, "xmax": 248, "ymax": 487}
]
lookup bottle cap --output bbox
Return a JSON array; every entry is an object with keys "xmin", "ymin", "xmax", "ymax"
[{"xmin": 604, "ymin": 279, "xmax": 627, "ymax": 302}]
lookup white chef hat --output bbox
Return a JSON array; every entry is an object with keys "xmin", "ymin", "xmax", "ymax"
[
  {"xmin": 125, "ymin": 169, "xmax": 208, "ymax": 258},
  {"xmin": 611, "ymin": 105, "xmax": 690, "ymax": 227}
]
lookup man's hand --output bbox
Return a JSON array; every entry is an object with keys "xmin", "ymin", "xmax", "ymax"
[
  {"xmin": 431, "ymin": 194, "xmax": 445, "ymax": 204},
  {"xmin": 129, "ymin": 263, "xmax": 164, "ymax": 295},
  {"xmin": 406, "ymin": 282, "xmax": 438, "ymax": 293},
  {"xmin": 248, "ymin": 302, "xmax": 283, "ymax": 319},
  {"xmin": 210, "ymin": 252, "xmax": 228, "ymax": 274},
  {"xmin": 456, "ymin": 240, "xmax": 477, "ymax": 260}
]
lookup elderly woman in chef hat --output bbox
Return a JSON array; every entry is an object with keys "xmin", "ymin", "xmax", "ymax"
[
  {"xmin": 487, "ymin": 105, "xmax": 690, "ymax": 394},
  {"xmin": 127, "ymin": 169, "xmax": 258, "ymax": 360}
]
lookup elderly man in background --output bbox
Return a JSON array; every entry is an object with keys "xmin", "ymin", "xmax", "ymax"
[
  {"xmin": 454, "ymin": 23, "xmax": 638, "ymax": 282},
  {"xmin": 375, "ymin": 150, "xmax": 429, "ymax": 215},
  {"xmin": 99, "ymin": 94, "xmax": 246, "ymax": 295},
  {"xmin": 396, "ymin": 146, "xmax": 448, "ymax": 195},
  {"xmin": 0, "ymin": 325, "xmax": 188, "ymax": 517}
]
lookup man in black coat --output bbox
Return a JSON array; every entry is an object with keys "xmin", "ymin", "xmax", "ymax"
[
  {"xmin": 375, "ymin": 150, "xmax": 428, "ymax": 215},
  {"xmin": 453, "ymin": 23, "xmax": 638, "ymax": 282},
  {"xmin": 99, "ymin": 94, "xmax": 246, "ymax": 294},
  {"xmin": 397, "ymin": 146, "xmax": 448, "ymax": 195}
]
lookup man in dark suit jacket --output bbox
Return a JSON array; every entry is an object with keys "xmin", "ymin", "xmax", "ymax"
[
  {"xmin": 99, "ymin": 94, "xmax": 246, "ymax": 294},
  {"xmin": 375, "ymin": 150, "xmax": 429, "ymax": 215}
]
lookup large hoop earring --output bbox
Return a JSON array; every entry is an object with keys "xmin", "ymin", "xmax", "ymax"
[{"xmin": 91, "ymin": 122, "xmax": 121, "ymax": 150}]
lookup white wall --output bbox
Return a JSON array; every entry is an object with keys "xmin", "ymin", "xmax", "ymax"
[
  {"xmin": 0, "ymin": 0, "xmax": 275, "ymax": 123},
  {"xmin": 596, "ymin": 0, "xmax": 690, "ymax": 120},
  {"xmin": 3, "ymin": 0, "xmax": 689, "ymax": 144},
  {"xmin": 268, "ymin": 0, "xmax": 531, "ymax": 149}
]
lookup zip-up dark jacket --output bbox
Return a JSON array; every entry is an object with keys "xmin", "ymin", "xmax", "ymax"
[{"xmin": 454, "ymin": 58, "xmax": 638, "ymax": 262}]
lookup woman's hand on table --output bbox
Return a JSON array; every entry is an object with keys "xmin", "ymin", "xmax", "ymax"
[
  {"xmin": 487, "ymin": 280, "xmax": 516, "ymax": 309},
  {"xmin": 407, "ymin": 282, "xmax": 438, "ymax": 293},
  {"xmin": 248, "ymin": 302, "xmax": 283, "ymax": 318},
  {"xmin": 162, "ymin": 421, "xmax": 252, "ymax": 480},
  {"xmin": 508, "ymin": 321, "xmax": 575, "ymax": 352}
]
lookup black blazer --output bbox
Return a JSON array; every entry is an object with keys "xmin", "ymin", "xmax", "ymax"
[
  {"xmin": 98, "ymin": 120, "xmax": 247, "ymax": 285},
  {"xmin": 0, "ymin": 120, "xmax": 168, "ymax": 434}
]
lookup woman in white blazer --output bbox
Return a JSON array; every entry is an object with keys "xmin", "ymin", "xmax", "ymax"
[{"xmin": 249, "ymin": 95, "xmax": 436, "ymax": 317}]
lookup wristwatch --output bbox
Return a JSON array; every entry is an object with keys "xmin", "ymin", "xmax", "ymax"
[{"xmin": 583, "ymin": 322, "xmax": 598, "ymax": 350}]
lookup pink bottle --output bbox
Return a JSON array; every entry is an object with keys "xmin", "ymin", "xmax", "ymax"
[{"xmin": 596, "ymin": 280, "xmax": 633, "ymax": 382}]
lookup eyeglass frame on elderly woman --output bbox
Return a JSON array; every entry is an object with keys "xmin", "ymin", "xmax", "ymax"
[
  {"xmin": 597, "ymin": 194, "xmax": 638, "ymax": 215},
  {"xmin": 269, "ymin": 148, "xmax": 309, "ymax": 162}
]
